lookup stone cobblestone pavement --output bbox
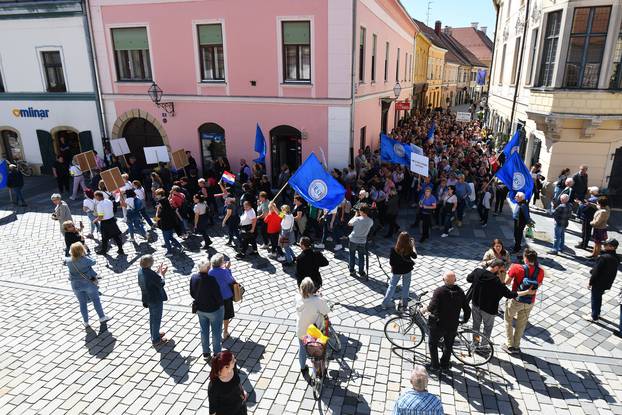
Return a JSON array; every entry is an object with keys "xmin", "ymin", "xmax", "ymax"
[{"xmin": 1, "ymin": 181, "xmax": 622, "ymax": 414}]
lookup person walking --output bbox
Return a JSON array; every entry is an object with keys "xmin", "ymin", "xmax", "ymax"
[
  {"xmin": 493, "ymin": 180, "xmax": 508, "ymax": 215},
  {"xmin": 295, "ymin": 237, "xmax": 329, "ymax": 291},
  {"xmin": 392, "ymin": 366, "xmax": 444, "ymax": 415},
  {"xmin": 192, "ymin": 194, "xmax": 212, "ymax": 250},
  {"xmin": 454, "ymin": 174, "xmax": 470, "ymax": 227},
  {"xmin": 53, "ymin": 155, "xmax": 71, "ymax": 195},
  {"xmin": 51, "ymin": 193, "xmax": 72, "ymax": 236},
  {"xmin": 467, "ymin": 259, "xmax": 533, "ymax": 344},
  {"xmin": 93, "ymin": 191, "xmax": 125, "ymax": 256},
  {"xmin": 256, "ymin": 191, "xmax": 270, "ymax": 249},
  {"xmin": 133, "ymin": 180, "xmax": 154, "ymax": 228},
  {"xmin": 588, "ymin": 196, "xmax": 610, "ymax": 259},
  {"xmin": 585, "ymin": 239, "xmax": 619, "ymax": 322},
  {"xmin": 7, "ymin": 164, "xmax": 27, "ymax": 207},
  {"xmin": 348, "ymin": 204, "xmax": 374, "ymax": 279},
  {"xmin": 82, "ymin": 189, "xmax": 100, "ymax": 238},
  {"xmin": 137, "ymin": 255, "xmax": 169, "ymax": 346},
  {"xmin": 440, "ymin": 186, "xmax": 457, "ymax": 238},
  {"xmin": 154, "ymin": 188, "xmax": 184, "ymax": 257},
  {"xmin": 381, "ymin": 232, "xmax": 417, "ymax": 311},
  {"xmin": 295, "ymin": 278, "xmax": 330, "ymax": 374},
  {"xmin": 209, "ymin": 253, "xmax": 238, "ymax": 341},
  {"xmin": 503, "ymin": 248, "xmax": 545, "ymax": 354},
  {"xmin": 278, "ymin": 204, "xmax": 296, "ymax": 266},
  {"xmin": 123, "ymin": 189, "xmax": 147, "ymax": 243},
  {"xmin": 511, "ymin": 192, "xmax": 531, "ymax": 253},
  {"xmin": 65, "ymin": 242, "xmax": 110, "ymax": 327},
  {"xmin": 575, "ymin": 186, "xmax": 599, "ymax": 251},
  {"xmin": 418, "ymin": 188, "xmax": 436, "ymax": 243},
  {"xmin": 548, "ymin": 194, "xmax": 572, "ymax": 255},
  {"xmin": 208, "ymin": 351, "xmax": 248, "ymax": 415},
  {"xmin": 69, "ymin": 159, "xmax": 86, "ymax": 201},
  {"xmin": 190, "ymin": 259, "xmax": 224, "ymax": 361},
  {"xmin": 237, "ymin": 200, "xmax": 258, "ymax": 259},
  {"xmin": 426, "ymin": 271, "xmax": 470, "ymax": 371},
  {"xmin": 478, "ymin": 182, "xmax": 492, "ymax": 227},
  {"xmin": 264, "ymin": 202, "xmax": 283, "ymax": 258},
  {"xmin": 222, "ymin": 197, "xmax": 240, "ymax": 248}
]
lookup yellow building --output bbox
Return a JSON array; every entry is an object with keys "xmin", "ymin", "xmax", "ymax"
[
  {"xmin": 413, "ymin": 31, "xmax": 430, "ymax": 110},
  {"xmin": 426, "ymin": 44, "xmax": 446, "ymax": 109}
]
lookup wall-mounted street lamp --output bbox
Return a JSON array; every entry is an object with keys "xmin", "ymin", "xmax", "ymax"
[{"xmin": 148, "ymin": 82, "xmax": 175, "ymax": 116}]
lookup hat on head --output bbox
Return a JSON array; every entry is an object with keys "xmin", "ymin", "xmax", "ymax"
[{"xmin": 604, "ymin": 239, "xmax": 619, "ymax": 249}]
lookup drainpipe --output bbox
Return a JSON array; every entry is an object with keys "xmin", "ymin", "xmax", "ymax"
[
  {"xmin": 508, "ymin": 0, "xmax": 530, "ymax": 134},
  {"xmin": 83, "ymin": 0, "xmax": 109, "ymax": 144},
  {"xmin": 348, "ymin": 0, "xmax": 357, "ymax": 168},
  {"xmin": 485, "ymin": 1, "xmax": 500, "ymax": 127}
]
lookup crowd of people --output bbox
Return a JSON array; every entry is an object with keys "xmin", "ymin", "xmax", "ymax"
[{"xmin": 42, "ymin": 107, "xmax": 620, "ymax": 414}]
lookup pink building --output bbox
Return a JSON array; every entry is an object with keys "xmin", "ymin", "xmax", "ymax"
[{"xmin": 88, "ymin": 0, "xmax": 417, "ymax": 179}]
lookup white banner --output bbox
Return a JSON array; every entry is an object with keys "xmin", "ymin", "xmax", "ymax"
[
  {"xmin": 456, "ymin": 112, "xmax": 471, "ymax": 122},
  {"xmin": 109, "ymin": 138, "xmax": 130, "ymax": 156},
  {"xmin": 144, "ymin": 146, "xmax": 170, "ymax": 164},
  {"xmin": 410, "ymin": 152, "xmax": 429, "ymax": 177}
]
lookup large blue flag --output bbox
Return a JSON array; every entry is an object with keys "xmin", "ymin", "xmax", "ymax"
[
  {"xmin": 476, "ymin": 69, "xmax": 487, "ymax": 85},
  {"xmin": 288, "ymin": 153, "xmax": 345, "ymax": 211},
  {"xmin": 426, "ymin": 122, "xmax": 436, "ymax": 144},
  {"xmin": 253, "ymin": 123, "xmax": 266, "ymax": 164},
  {"xmin": 380, "ymin": 134, "xmax": 411, "ymax": 166},
  {"xmin": 0, "ymin": 160, "xmax": 7, "ymax": 189},
  {"xmin": 495, "ymin": 152, "xmax": 533, "ymax": 202},
  {"xmin": 502, "ymin": 130, "xmax": 520, "ymax": 159}
]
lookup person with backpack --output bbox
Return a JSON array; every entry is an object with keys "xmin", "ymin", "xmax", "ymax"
[
  {"xmin": 503, "ymin": 248, "xmax": 544, "ymax": 354},
  {"xmin": 467, "ymin": 259, "xmax": 534, "ymax": 344}
]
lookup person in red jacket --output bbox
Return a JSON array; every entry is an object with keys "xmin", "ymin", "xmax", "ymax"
[{"xmin": 264, "ymin": 202, "xmax": 282, "ymax": 258}]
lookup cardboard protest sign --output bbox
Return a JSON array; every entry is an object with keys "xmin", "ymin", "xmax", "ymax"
[
  {"xmin": 171, "ymin": 149, "xmax": 189, "ymax": 170},
  {"xmin": 74, "ymin": 150, "xmax": 98, "ymax": 172},
  {"xmin": 101, "ymin": 167, "xmax": 125, "ymax": 192}
]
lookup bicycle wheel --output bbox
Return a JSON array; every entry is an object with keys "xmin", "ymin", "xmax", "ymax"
[
  {"xmin": 451, "ymin": 329, "xmax": 494, "ymax": 366},
  {"xmin": 312, "ymin": 360, "xmax": 325, "ymax": 400},
  {"xmin": 384, "ymin": 315, "xmax": 425, "ymax": 349},
  {"xmin": 326, "ymin": 325, "xmax": 342, "ymax": 354}
]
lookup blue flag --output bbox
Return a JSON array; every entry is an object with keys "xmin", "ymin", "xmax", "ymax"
[
  {"xmin": 426, "ymin": 123, "xmax": 436, "ymax": 144},
  {"xmin": 253, "ymin": 123, "xmax": 266, "ymax": 164},
  {"xmin": 495, "ymin": 152, "xmax": 533, "ymax": 202},
  {"xmin": 380, "ymin": 134, "xmax": 411, "ymax": 166},
  {"xmin": 288, "ymin": 153, "xmax": 345, "ymax": 211},
  {"xmin": 476, "ymin": 69, "xmax": 487, "ymax": 85},
  {"xmin": 0, "ymin": 160, "xmax": 7, "ymax": 189},
  {"xmin": 502, "ymin": 130, "xmax": 520, "ymax": 159}
]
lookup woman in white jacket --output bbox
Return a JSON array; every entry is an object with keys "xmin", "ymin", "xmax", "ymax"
[{"xmin": 295, "ymin": 278, "xmax": 330, "ymax": 374}]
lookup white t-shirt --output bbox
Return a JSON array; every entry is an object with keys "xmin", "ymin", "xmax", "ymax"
[
  {"xmin": 239, "ymin": 208, "xmax": 256, "ymax": 226},
  {"xmin": 194, "ymin": 203, "xmax": 207, "ymax": 215},
  {"xmin": 70, "ymin": 166, "xmax": 82, "ymax": 177},
  {"xmin": 281, "ymin": 213, "xmax": 294, "ymax": 231},
  {"xmin": 134, "ymin": 187, "xmax": 146, "ymax": 201},
  {"xmin": 125, "ymin": 197, "xmax": 136, "ymax": 210},
  {"xmin": 482, "ymin": 192, "xmax": 492, "ymax": 209},
  {"xmin": 96, "ymin": 198, "xmax": 115, "ymax": 220},
  {"xmin": 83, "ymin": 198, "xmax": 96, "ymax": 213}
]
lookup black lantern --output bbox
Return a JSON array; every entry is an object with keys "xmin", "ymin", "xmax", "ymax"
[{"xmin": 147, "ymin": 82, "xmax": 175, "ymax": 116}]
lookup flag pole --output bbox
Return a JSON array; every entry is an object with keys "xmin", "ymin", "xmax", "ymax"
[{"xmin": 271, "ymin": 180, "xmax": 289, "ymax": 203}]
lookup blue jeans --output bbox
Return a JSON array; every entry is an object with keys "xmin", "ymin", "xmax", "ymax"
[
  {"xmin": 281, "ymin": 229, "xmax": 295, "ymax": 263},
  {"xmin": 86, "ymin": 211, "xmax": 100, "ymax": 235},
  {"xmin": 348, "ymin": 241, "xmax": 366, "ymax": 274},
  {"xmin": 148, "ymin": 302, "xmax": 163, "ymax": 343},
  {"xmin": 71, "ymin": 279, "xmax": 105, "ymax": 323},
  {"xmin": 591, "ymin": 288, "xmax": 604, "ymax": 320},
  {"xmin": 553, "ymin": 224, "xmax": 566, "ymax": 252},
  {"xmin": 382, "ymin": 272, "xmax": 412, "ymax": 307},
  {"xmin": 13, "ymin": 187, "xmax": 26, "ymax": 205},
  {"xmin": 298, "ymin": 338, "xmax": 307, "ymax": 369},
  {"xmin": 127, "ymin": 211, "xmax": 146, "ymax": 239},
  {"xmin": 197, "ymin": 307, "xmax": 224, "ymax": 355},
  {"xmin": 162, "ymin": 229, "xmax": 183, "ymax": 253}
]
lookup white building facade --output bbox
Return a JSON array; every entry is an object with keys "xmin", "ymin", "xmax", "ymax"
[{"xmin": 0, "ymin": 0, "xmax": 104, "ymax": 174}]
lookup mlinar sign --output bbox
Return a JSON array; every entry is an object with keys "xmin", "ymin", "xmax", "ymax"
[{"xmin": 12, "ymin": 107, "xmax": 50, "ymax": 119}]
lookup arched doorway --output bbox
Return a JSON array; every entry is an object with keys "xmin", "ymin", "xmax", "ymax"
[
  {"xmin": 270, "ymin": 125, "xmax": 301, "ymax": 183},
  {"xmin": 52, "ymin": 128, "xmax": 80, "ymax": 162},
  {"xmin": 123, "ymin": 118, "xmax": 164, "ymax": 165},
  {"xmin": 198, "ymin": 123, "xmax": 226, "ymax": 173}
]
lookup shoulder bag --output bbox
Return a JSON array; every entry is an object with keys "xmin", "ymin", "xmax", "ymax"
[
  {"xmin": 71, "ymin": 260, "xmax": 102, "ymax": 296},
  {"xmin": 231, "ymin": 282, "xmax": 245, "ymax": 302}
]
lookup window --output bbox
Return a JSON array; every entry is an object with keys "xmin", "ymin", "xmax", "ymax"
[
  {"xmin": 511, "ymin": 37, "xmax": 522, "ymax": 85},
  {"xmin": 41, "ymin": 51, "xmax": 66, "ymax": 92},
  {"xmin": 198, "ymin": 24, "xmax": 225, "ymax": 81},
  {"xmin": 564, "ymin": 6, "xmax": 611, "ymax": 88},
  {"xmin": 359, "ymin": 126, "xmax": 366, "ymax": 150},
  {"xmin": 359, "ymin": 27, "xmax": 366, "ymax": 82},
  {"xmin": 112, "ymin": 27, "xmax": 152, "ymax": 81},
  {"xmin": 610, "ymin": 23, "xmax": 622, "ymax": 89},
  {"xmin": 384, "ymin": 42, "xmax": 389, "ymax": 81},
  {"xmin": 499, "ymin": 44, "xmax": 506, "ymax": 85},
  {"xmin": 537, "ymin": 11, "xmax": 562, "ymax": 87},
  {"xmin": 396, "ymin": 48, "xmax": 400, "ymax": 81},
  {"xmin": 282, "ymin": 21, "xmax": 311, "ymax": 82},
  {"xmin": 371, "ymin": 34, "xmax": 377, "ymax": 82},
  {"xmin": 526, "ymin": 28, "xmax": 539, "ymax": 85},
  {"xmin": 404, "ymin": 52, "xmax": 408, "ymax": 81}
]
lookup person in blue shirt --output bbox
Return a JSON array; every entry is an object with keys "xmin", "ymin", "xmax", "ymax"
[
  {"xmin": 453, "ymin": 174, "xmax": 471, "ymax": 226},
  {"xmin": 418, "ymin": 188, "xmax": 437, "ymax": 242},
  {"xmin": 393, "ymin": 366, "xmax": 444, "ymax": 415},
  {"xmin": 208, "ymin": 253, "xmax": 238, "ymax": 341}
]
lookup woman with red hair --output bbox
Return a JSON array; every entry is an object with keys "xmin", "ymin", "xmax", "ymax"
[{"xmin": 208, "ymin": 351, "xmax": 247, "ymax": 415}]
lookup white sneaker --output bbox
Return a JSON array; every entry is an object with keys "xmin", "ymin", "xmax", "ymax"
[
  {"xmin": 448, "ymin": 227, "xmax": 454, "ymax": 233},
  {"xmin": 315, "ymin": 243, "xmax": 325, "ymax": 249},
  {"xmin": 165, "ymin": 252, "xmax": 174, "ymax": 257},
  {"xmin": 69, "ymin": 196, "xmax": 76, "ymax": 201},
  {"xmin": 334, "ymin": 244, "xmax": 343, "ymax": 251},
  {"xmin": 99, "ymin": 316, "xmax": 112, "ymax": 324},
  {"xmin": 326, "ymin": 236, "xmax": 333, "ymax": 242},
  {"xmin": 83, "ymin": 321, "xmax": 90, "ymax": 328},
  {"xmin": 277, "ymin": 256, "xmax": 286, "ymax": 262},
  {"xmin": 128, "ymin": 237, "xmax": 135, "ymax": 242},
  {"xmin": 441, "ymin": 233, "xmax": 449, "ymax": 238}
]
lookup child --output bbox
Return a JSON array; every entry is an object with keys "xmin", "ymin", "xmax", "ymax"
[{"xmin": 63, "ymin": 220, "xmax": 89, "ymax": 256}]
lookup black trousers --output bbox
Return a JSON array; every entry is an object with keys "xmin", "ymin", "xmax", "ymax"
[
  {"xmin": 420, "ymin": 214, "xmax": 432, "ymax": 240},
  {"xmin": 384, "ymin": 214, "xmax": 399, "ymax": 236},
  {"xmin": 513, "ymin": 219, "xmax": 526, "ymax": 251},
  {"xmin": 495, "ymin": 189, "xmax": 507, "ymax": 213},
  {"xmin": 101, "ymin": 233, "xmax": 123, "ymax": 253},
  {"xmin": 239, "ymin": 231, "xmax": 257, "ymax": 254},
  {"xmin": 256, "ymin": 221, "xmax": 269, "ymax": 245},
  {"xmin": 581, "ymin": 220, "xmax": 593, "ymax": 248},
  {"xmin": 268, "ymin": 232, "xmax": 283, "ymax": 254},
  {"xmin": 57, "ymin": 176, "xmax": 70, "ymax": 193},
  {"xmin": 429, "ymin": 324, "xmax": 456, "ymax": 367}
]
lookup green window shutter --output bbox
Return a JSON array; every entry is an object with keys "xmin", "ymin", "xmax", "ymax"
[
  {"xmin": 198, "ymin": 24, "xmax": 223, "ymax": 45},
  {"xmin": 283, "ymin": 21, "xmax": 310, "ymax": 45},
  {"xmin": 112, "ymin": 27, "xmax": 149, "ymax": 51}
]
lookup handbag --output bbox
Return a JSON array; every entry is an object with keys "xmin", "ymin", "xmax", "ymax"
[
  {"xmin": 191, "ymin": 275, "xmax": 205, "ymax": 313},
  {"xmin": 232, "ymin": 282, "xmax": 245, "ymax": 302}
]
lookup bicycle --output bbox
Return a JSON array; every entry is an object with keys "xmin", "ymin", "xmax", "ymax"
[
  {"xmin": 384, "ymin": 291, "xmax": 494, "ymax": 366},
  {"xmin": 305, "ymin": 304, "xmax": 342, "ymax": 400},
  {"xmin": 15, "ymin": 160, "xmax": 33, "ymax": 177}
]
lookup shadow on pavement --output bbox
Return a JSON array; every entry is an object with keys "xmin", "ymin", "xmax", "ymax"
[
  {"xmin": 156, "ymin": 339, "xmax": 191, "ymax": 384},
  {"xmin": 84, "ymin": 324, "xmax": 116, "ymax": 359},
  {"xmin": 227, "ymin": 337, "xmax": 266, "ymax": 374}
]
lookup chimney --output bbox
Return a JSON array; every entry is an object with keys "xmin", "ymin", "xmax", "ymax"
[
  {"xmin": 480, "ymin": 26, "xmax": 487, "ymax": 34},
  {"xmin": 471, "ymin": 22, "xmax": 479, "ymax": 30},
  {"xmin": 444, "ymin": 26, "xmax": 452, "ymax": 35},
  {"xmin": 434, "ymin": 20, "xmax": 442, "ymax": 35}
]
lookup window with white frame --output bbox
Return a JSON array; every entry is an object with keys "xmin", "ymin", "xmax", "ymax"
[
  {"xmin": 282, "ymin": 21, "xmax": 311, "ymax": 82},
  {"xmin": 41, "ymin": 51, "xmax": 66, "ymax": 92},
  {"xmin": 537, "ymin": 10, "xmax": 562, "ymax": 87},
  {"xmin": 610, "ymin": 22, "xmax": 622, "ymax": 89},
  {"xmin": 359, "ymin": 27, "xmax": 366, "ymax": 82},
  {"xmin": 112, "ymin": 27, "xmax": 152, "ymax": 81},
  {"xmin": 371, "ymin": 34, "xmax": 377, "ymax": 82},
  {"xmin": 526, "ymin": 28, "xmax": 539, "ymax": 85},
  {"xmin": 198, "ymin": 24, "xmax": 225, "ymax": 81},
  {"xmin": 511, "ymin": 37, "xmax": 522, "ymax": 85}
]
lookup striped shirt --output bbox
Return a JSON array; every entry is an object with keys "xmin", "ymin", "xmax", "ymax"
[{"xmin": 393, "ymin": 390, "xmax": 444, "ymax": 415}]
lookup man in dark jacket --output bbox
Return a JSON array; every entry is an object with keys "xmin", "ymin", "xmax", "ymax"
[
  {"xmin": 137, "ymin": 255, "xmax": 168, "ymax": 346},
  {"xmin": 512, "ymin": 192, "xmax": 531, "ymax": 253},
  {"xmin": 586, "ymin": 239, "xmax": 620, "ymax": 322},
  {"xmin": 7, "ymin": 164, "xmax": 27, "ymax": 206},
  {"xmin": 427, "ymin": 271, "xmax": 471, "ymax": 371},
  {"xmin": 467, "ymin": 259, "xmax": 534, "ymax": 343},
  {"xmin": 572, "ymin": 165, "xmax": 589, "ymax": 203},
  {"xmin": 296, "ymin": 237, "xmax": 329, "ymax": 291},
  {"xmin": 190, "ymin": 260, "xmax": 224, "ymax": 361}
]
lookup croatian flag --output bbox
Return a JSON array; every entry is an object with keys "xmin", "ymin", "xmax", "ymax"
[{"xmin": 221, "ymin": 171, "xmax": 236, "ymax": 185}]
